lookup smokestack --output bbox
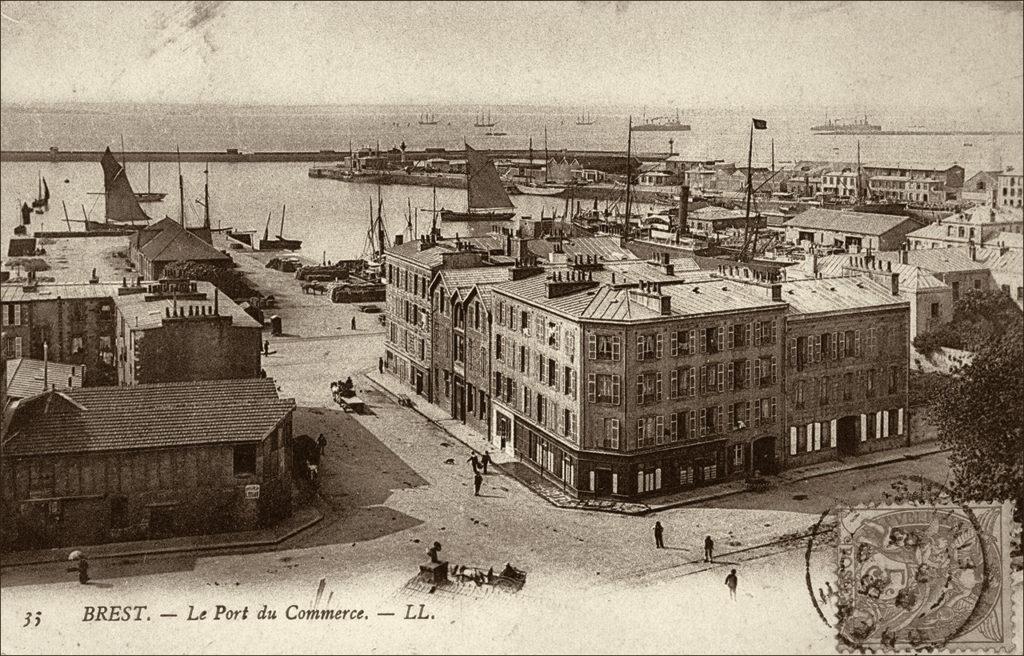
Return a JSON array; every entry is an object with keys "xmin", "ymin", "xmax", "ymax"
[{"xmin": 214, "ymin": 288, "xmax": 219, "ymax": 315}]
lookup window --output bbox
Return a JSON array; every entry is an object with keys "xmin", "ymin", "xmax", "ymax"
[
  {"xmin": 547, "ymin": 358, "xmax": 557, "ymax": 387},
  {"xmin": 843, "ymin": 372, "xmax": 854, "ymax": 401},
  {"xmin": 603, "ymin": 418, "xmax": 620, "ymax": 449},
  {"xmin": 680, "ymin": 465, "xmax": 695, "ymax": 487},
  {"xmin": 636, "ymin": 332, "xmax": 662, "ymax": 361},
  {"xmin": 866, "ymin": 369, "xmax": 876, "ymax": 397},
  {"xmin": 636, "ymin": 372, "xmax": 662, "ymax": 405},
  {"xmin": 590, "ymin": 334, "xmax": 621, "ymax": 361},
  {"xmin": 931, "ymin": 302, "xmax": 940, "ymax": 318},
  {"xmin": 589, "ymin": 373, "xmax": 621, "ymax": 405},
  {"xmin": 671, "ymin": 328, "xmax": 696, "ymax": 356},
  {"xmin": 794, "ymin": 380, "xmax": 805, "ymax": 408},
  {"xmin": 636, "ymin": 416, "xmax": 663, "ymax": 448},
  {"xmin": 233, "ymin": 445, "xmax": 257, "ymax": 476},
  {"xmin": 495, "ymin": 334, "xmax": 503, "ymax": 361},
  {"xmin": 888, "ymin": 366, "xmax": 899, "ymax": 394},
  {"xmin": 732, "ymin": 444, "xmax": 744, "ymax": 467},
  {"xmin": 819, "ymin": 376, "xmax": 830, "ymax": 405}
]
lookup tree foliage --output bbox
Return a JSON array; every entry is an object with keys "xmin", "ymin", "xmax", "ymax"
[
  {"xmin": 162, "ymin": 260, "xmax": 257, "ymax": 300},
  {"xmin": 933, "ymin": 323, "xmax": 1024, "ymax": 522},
  {"xmin": 913, "ymin": 288, "xmax": 1022, "ymax": 353}
]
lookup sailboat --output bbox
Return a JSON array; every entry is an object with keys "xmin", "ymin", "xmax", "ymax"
[
  {"xmin": 361, "ymin": 190, "xmax": 391, "ymax": 274},
  {"xmin": 418, "ymin": 112, "xmax": 439, "ymax": 125},
  {"xmin": 517, "ymin": 127, "xmax": 566, "ymax": 196},
  {"xmin": 474, "ymin": 110, "xmax": 497, "ymax": 128},
  {"xmin": 99, "ymin": 147, "xmax": 153, "ymax": 226},
  {"xmin": 439, "ymin": 145, "xmax": 516, "ymax": 222},
  {"xmin": 135, "ymin": 162, "xmax": 167, "ymax": 203},
  {"xmin": 260, "ymin": 204, "xmax": 303, "ymax": 251},
  {"xmin": 575, "ymin": 110, "xmax": 595, "ymax": 126},
  {"xmin": 31, "ymin": 173, "xmax": 50, "ymax": 212}
]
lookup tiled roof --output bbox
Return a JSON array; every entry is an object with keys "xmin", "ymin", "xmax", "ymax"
[
  {"xmin": 979, "ymin": 249, "xmax": 1024, "ymax": 273},
  {"xmin": 781, "ymin": 277, "xmax": 907, "ymax": 316},
  {"xmin": 385, "ymin": 235, "xmax": 501, "ymax": 268},
  {"xmin": 5, "ymin": 358, "xmax": 85, "ymax": 400},
  {"xmin": 788, "ymin": 254, "xmax": 947, "ymax": 291},
  {"xmin": 937, "ymin": 205, "xmax": 1024, "ymax": 226},
  {"xmin": 3, "ymin": 378, "xmax": 294, "ymax": 457},
  {"xmin": 785, "ymin": 208, "xmax": 920, "ymax": 236},
  {"xmin": 987, "ymin": 231, "xmax": 1023, "ymax": 249},
  {"xmin": 114, "ymin": 280, "xmax": 261, "ymax": 330},
  {"xmin": 1, "ymin": 283, "xmax": 122, "ymax": 303}
]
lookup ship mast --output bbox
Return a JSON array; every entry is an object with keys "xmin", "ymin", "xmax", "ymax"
[
  {"xmin": 623, "ymin": 115, "xmax": 633, "ymax": 241},
  {"xmin": 203, "ymin": 163, "xmax": 211, "ymax": 229},
  {"xmin": 177, "ymin": 146, "xmax": 185, "ymax": 226},
  {"xmin": 740, "ymin": 120, "xmax": 755, "ymax": 261}
]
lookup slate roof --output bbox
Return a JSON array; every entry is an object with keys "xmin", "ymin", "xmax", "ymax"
[
  {"xmin": 3, "ymin": 378, "xmax": 294, "ymax": 457},
  {"xmin": 5, "ymin": 358, "xmax": 85, "ymax": 400},
  {"xmin": 526, "ymin": 236, "xmax": 636, "ymax": 261},
  {"xmin": 781, "ymin": 277, "xmax": 908, "ymax": 316},
  {"xmin": 788, "ymin": 254, "xmax": 947, "ymax": 291},
  {"xmin": 113, "ymin": 281, "xmax": 262, "ymax": 330},
  {"xmin": 785, "ymin": 208, "xmax": 920, "ymax": 236},
  {"xmin": 871, "ymin": 249, "xmax": 989, "ymax": 273},
  {"xmin": 386, "ymin": 235, "xmax": 504, "ymax": 268},
  {"xmin": 435, "ymin": 267, "xmax": 512, "ymax": 299},
  {"xmin": 1, "ymin": 283, "xmax": 122, "ymax": 303},
  {"xmin": 136, "ymin": 220, "xmax": 231, "ymax": 263}
]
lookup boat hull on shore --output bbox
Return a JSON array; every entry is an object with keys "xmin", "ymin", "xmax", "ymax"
[
  {"xmin": 439, "ymin": 209, "xmax": 515, "ymax": 222},
  {"xmin": 260, "ymin": 238, "xmax": 303, "ymax": 251},
  {"xmin": 516, "ymin": 183, "xmax": 565, "ymax": 196}
]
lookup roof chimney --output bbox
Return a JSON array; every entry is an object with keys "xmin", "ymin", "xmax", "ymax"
[
  {"xmin": 890, "ymin": 272, "xmax": 899, "ymax": 296},
  {"xmin": 899, "ymin": 247, "xmax": 908, "ymax": 265},
  {"xmin": 770, "ymin": 283, "xmax": 782, "ymax": 302}
]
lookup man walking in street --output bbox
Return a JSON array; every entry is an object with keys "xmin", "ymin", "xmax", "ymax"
[
  {"xmin": 467, "ymin": 453, "xmax": 480, "ymax": 473},
  {"xmin": 725, "ymin": 569, "xmax": 738, "ymax": 600},
  {"xmin": 704, "ymin": 535, "xmax": 715, "ymax": 563},
  {"xmin": 480, "ymin": 450, "xmax": 491, "ymax": 474},
  {"xmin": 263, "ymin": 340, "xmax": 270, "ymax": 357},
  {"xmin": 317, "ymin": 433, "xmax": 327, "ymax": 455},
  {"xmin": 378, "ymin": 356, "xmax": 384, "ymax": 374},
  {"xmin": 473, "ymin": 471, "xmax": 483, "ymax": 496},
  {"xmin": 351, "ymin": 316, "xmax": 357, "ymax": 330},
  {"xmin": 654, "ymin": 521, "xmax": 665, "ymax": 549}
]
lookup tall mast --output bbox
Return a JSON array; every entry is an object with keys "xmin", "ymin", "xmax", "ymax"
[
  {"xmin": 624, "ymin": 116, "xmax": 633, "ymax": 241},
  {"xmin": 407, "ymin": 198, "xmax": 413, "ymax": 240},
  {"xmin": 771, "ymin": 138, "xmax": 775, "ymax": 173},
  {"xmin": 203, "ymin": 163, "xmax": 211, "ymax": 229},
  {"xmin": 279, "ymin": 204, "xmax": 286, "ymax": 238},
  {"xmin": 431, "ymin": 185, "xmax": 437, "ymax": 236},
  {"xmin": 857, "ymin": 140, "xmax": 863, "ymax": 202},
  {"xmin": 147, "ymin": 161, "xmax": 152, "ymax": 193},
  {"xmin": 177, "ymin": 146, "xmax": 185, "ymax": 226},
  {"xmin": 741, "ymin": 120, "xmax": 754, "ymax": 260},
  {"xmin": 544, "ymin": 127, "xmax": 549, "ymax": 183}
]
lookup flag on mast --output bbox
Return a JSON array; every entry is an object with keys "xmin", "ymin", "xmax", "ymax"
[{"xmin": 752, "ymin": 118, "xmax": 768, "ymax": 130}]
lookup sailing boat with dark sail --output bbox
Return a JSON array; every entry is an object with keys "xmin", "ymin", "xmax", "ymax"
[
  {"xmin": 440, "ymin": 145, "xmax": 516, "ymax": 222},
  {"xmin": 135, "ymin": 162, "xmax": 167, "ymax": 203},
  {"xmin": 260, "ymin": 204, "xmax": 303, "ymax": 250},
  {"xmin": 31, "ymin": 174, "xmax": 50, "ymax": 212},
  {"xmin": 100, "ymin": 147, "xmax": 153, "ymax": 226}
]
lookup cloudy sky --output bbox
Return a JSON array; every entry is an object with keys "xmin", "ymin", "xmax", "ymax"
[{"xmin": 1, "ymin": 1, "xmax": 1022, "ymax": 116}]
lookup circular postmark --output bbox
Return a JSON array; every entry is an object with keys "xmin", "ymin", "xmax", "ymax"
[{"xmin": 803, "ymin": 476, "xmax": 1003, "ymax": 652}]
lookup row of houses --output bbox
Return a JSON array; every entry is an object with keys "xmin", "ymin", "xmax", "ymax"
[{"xmin": 383, "ymin": 231, "xmax": 915, "ymax": 502}]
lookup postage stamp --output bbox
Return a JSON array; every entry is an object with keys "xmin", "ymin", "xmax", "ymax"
[{"xmin": 834, "ymin": 501, "xmax": 1015, "ymax": 652}]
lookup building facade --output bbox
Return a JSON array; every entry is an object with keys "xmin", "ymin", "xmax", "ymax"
[
  {"xmin": 1, "ymin": 283, "xmax": 120, "ymax": 386},
  {"xmin": 997, "ymin": 169, "xmax": 1023, "ymax": 208},
  {"xmin": 1, "ymin": 378, "xmax": 294, "ymax": 550}
]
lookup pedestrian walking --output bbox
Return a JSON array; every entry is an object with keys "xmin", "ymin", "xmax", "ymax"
[
  {"xmin": 654, "ymin": 521, "xmax": 665, "ymax": 549},
  {"xmin": 480, "ymin": 450, "xmax": 491, "ymax": 474},
  {"xmin": 317, "ymin": 433, "xmax": 327, "ymax": 455},
  {"xmin": 263, "ymin": 340, "xmax": 270, "ymax": 356},
  {"xmin": 473, "ymin": 472, "xmax": 483, "ymax": 496},
  {"xmin": 725, "ymin": 569, "xmax": 738, "ymax": 600},
  {"xmin": 704, "ymin": 535, "xmax": 715, "ymax": 563},
  {"xmin": 378, "ymin": 356, "xmax": 384, "ymax": 373},
  {"xmin": 467, "ymin": 453, "xmax": 480, "ymax": 473},
  {"xmin": 351, "ymin": 316, "xmax": 357, "ymax": 330},
  {"xmin": 67, "ymin": 553, "xmax": 89, "ymax": 584}
]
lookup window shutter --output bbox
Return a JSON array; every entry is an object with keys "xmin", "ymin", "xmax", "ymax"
[
  {"xmin": 770, "ymin": 319, "xmax": 777, "ymax": 344},
  {"xmin": 806, "ymin": 424, "xmax": 813, "ymax": 452},
  {"xmin": 771, "ymin": 357, "xmax": 778, "ymax": 384},
  {"xmin": 897, "ymin": 408, "xmax": 904, "ymax": 435},
  {"xmin": 587, "ymin": 334, "xmax": 596, "ymax": 360},
  {"xmin": 838, "ymin": 331, "xmax": 845, "ymax": 358},
  {"xmin": 717, "ymin": 326, "xmax": 724, "ymax": 352},
  {"xmin": 727, "ymin": 362, "xmax": 735, "ymax": 390},
  {"xmin": 637, "ymin": 334, "xmax": 645, "ymax": 361},
  {"xmin": 789, "ymin": 338, "xmax": 797, "ymax": 366},
  {"xmin": 636, "ymin": 374, "xmax": 644, "ymax": 403},
  {"xmin": 699, "ymin": 408, "xmax": 707, "ymax": 436},
  {"xmin": 754, "ymin": 400, "xmax": 762, "ymax": 424},
  {"xmin": 753, "ymin": 357, "xmax": 761, "ymax": 384},
  {"xmin": 727, "ymin": 324, "xmax": 735, "ymax": 349},
  {"xmin": 830, "ymin": 419, "xmax": 838, "ymax": 447},
  {"xmin": 656, "ymin": 373, "xmax": 662, "ymax": 399},
  {"xmin": 670, "ymin": 331, "xmax": 678, "ymax": 357},
  {"xmin": 612, "ymin": 336, "xmax": 621, "ymax": 361},
  {"xmin": 612, "ymin": 375, "xmax": 621, "ymax": 405},
  {"xmin": 854, "ymin": 330, "xmax": 861, "ymax": 356},
  {"xmin": 860, "ymin": 414, "xmax": 868, "ymax": 441},
  {"xmin": 656, "ymin": 333, "xmax": 663, "ymax": 359},
  {"xmin": 670, "ymin": 369, "xmax": 678, "ymax": 398},
  {"xmin": 789, "ymin": 427, "xmax": 798, "ymax": 455},
  {"xmin": 587, "ymin": 374, "xmax": 596, "ymax": 403},
  {"xmin": 688, "ymin": 329, "xmax": 696, "ymax": 355},
  {"xmin": 717, "ymin": 363, "xmax": 725, "ymax": 392},
  {"xmin": 727, "ymin": 403, "xmax": 736, "ymax": 430},
  {"xmin": 754, "ymin": 323, "xmax": 762, "ymax": 346},
  {"xmin": 745, "ymin": 322, "xmax": 752, "ymax": 346},
  {"xmin": 699, "ymin": 365, "xmax": 707, "ymax": 394}
]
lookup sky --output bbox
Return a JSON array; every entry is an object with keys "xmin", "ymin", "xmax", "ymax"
[{"xmin": 1, "ymin": 1, "xmax": 1022, "ymax": 118}]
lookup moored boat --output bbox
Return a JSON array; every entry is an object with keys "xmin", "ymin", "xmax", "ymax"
[
  {"xmin": 440, "ymin": 144, "xmax": 516, "ymax": 222},
  {"xmin": 259, "ymin": 204, "xmax": 303, "ymax": 251}
]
